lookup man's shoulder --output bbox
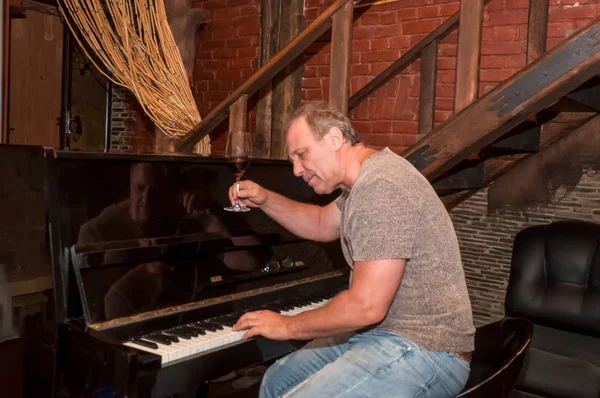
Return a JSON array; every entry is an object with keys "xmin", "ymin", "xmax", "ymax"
[
  {"xmin": 78, "ymin": 204, "xmax": 128, "ymax": 243},
  {"xmin": 357, "ymin": 148, "xmax": 427, "ymax": 191}
]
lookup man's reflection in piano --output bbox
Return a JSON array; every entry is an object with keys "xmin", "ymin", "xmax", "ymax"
[{"xmin": 77, "ymin": 162, "xmax": 266, "ymax": 321}]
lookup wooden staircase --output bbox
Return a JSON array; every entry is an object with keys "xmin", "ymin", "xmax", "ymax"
[{"xmin": 178, "ymin": 0, "xmax": 600, "ymax": 210}]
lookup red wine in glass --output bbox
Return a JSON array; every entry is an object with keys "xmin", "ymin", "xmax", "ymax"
[
  {"xmin": 224, "ymin": 131, "xmax": 253, "ymax": 212},
  {"xmin": 226, "ymin": 156, "xmax": 251, "ymax": 181}
]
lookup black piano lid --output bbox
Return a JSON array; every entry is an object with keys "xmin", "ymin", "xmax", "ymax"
[{"xmin": 41, "ymin": 147, "xmax": 347, "ymax": 327}]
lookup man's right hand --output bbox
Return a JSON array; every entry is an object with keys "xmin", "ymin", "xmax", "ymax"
[{"xmin": 229, "ymin": 180, "xmax": 269, "ymax": 209}]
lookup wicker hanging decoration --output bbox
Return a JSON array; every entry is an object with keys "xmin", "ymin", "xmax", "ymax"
[{"xmin": 57, "ymin": 0, "xmax": 210, "ymax": 155}]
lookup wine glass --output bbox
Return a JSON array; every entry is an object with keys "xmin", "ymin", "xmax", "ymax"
[{"xmin": 224, "ymin": 130, "xmax": 253, "ymax": 212}]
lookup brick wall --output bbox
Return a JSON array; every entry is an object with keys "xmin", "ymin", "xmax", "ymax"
[
  {"xmin": 110, "ymin": 86, "xmax": 155, "ymax": 153},
  {"xmin": 450, "ymin": 170, "xmax": 600, "ymax": 326},
  {"xmin": 190, "ymin": 0, "xmax": 599, "ymax": 155}
]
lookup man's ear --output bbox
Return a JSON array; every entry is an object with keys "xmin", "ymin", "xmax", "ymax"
[{"xmin": 327, "ymin": 127, "xmax": 344, "ymax": 150}]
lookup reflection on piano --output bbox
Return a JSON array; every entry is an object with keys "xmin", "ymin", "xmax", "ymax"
[{"xmin": 35, "ymin": 148, "xmax": 349, "ymax": 397}]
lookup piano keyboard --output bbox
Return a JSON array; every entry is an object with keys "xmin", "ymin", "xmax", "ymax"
[{"xmin": 123, "ymin": 296, "xmax": 332, "ymax": 366}]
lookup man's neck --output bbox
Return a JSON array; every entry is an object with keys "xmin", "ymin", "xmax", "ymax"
[{"xmin": 338, "ymin": 144, "xmax": 379, "ymax": 190}]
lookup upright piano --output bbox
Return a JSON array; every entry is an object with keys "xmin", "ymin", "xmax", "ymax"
[{"xmin": 8, "ymin": 145, "xmax": 349, "ymax": 397}]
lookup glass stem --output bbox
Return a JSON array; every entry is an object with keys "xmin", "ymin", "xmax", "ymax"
[{"xmin": 235, "ymin": 180, "xmax": 241, "ymax": 208}]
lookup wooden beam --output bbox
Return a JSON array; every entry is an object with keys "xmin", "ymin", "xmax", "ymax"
[
  {"xmin": 21, "ymin": 0, "xmax": 61, "ymax": 17},
  {"xmin": 179, "ymin": 0, "xmax": 361, "ymax": 152},
  {"xmin": 328, "ymin": 1, "xmax": 353, "ymax": 114},
  {"xmin": 526, "ymin": 0, "xmax": 549, "ymax": 64},
  {"xmin": 229, "ymin": 94, "xmax": 248, "ymax": 133},
  {"xmin": 254, "ymin": 0, "xmax": 281, "ymax": 158},
  {"xmin": 1, "ymin": 0, "xmax": 7, "ymax": 143},
  {"xmin": 403, "ymin": 18, "xmax": 600, "ymax": 182},
  {"xmin": 418, "ymin": 40, "xmax": 438, "ymax": 138},
  {"xmin": 454, "ymin": 0, "xmax": 484, "ymax": 112},
  {"xmin": 348, "ymin": 0, "xmax": 493, "ymax": 110},
  {"xmin": 441, "ymin": 112, "xmax": 595, "ymax": 209},
  {"xmin": 270, "ymin": 0, "xmax": 305, "ymax": 159}
]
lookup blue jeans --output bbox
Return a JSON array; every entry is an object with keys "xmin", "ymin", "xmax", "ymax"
[{"xmin": 259, "ymin": 329, "xmax": 470, "ymax": 398}]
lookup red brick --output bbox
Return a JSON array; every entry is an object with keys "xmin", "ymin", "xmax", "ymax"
[
  {"xmin": 549, "ymin": 5, "xmax": 596, "ymax": 21},
  {"xmin": 201, "ymin": 40, "xmax": 226, "ymax": 49},
  {"xmin": 437, "ymin": 84, "xmax": 455, "ymax": 98},
  {"xmin": 204, "ymin": 91, "xmax": 229, "ymax": 101},
  {"xmin": 486, "ymin": 0, "xmax": 507, "ymax": 11},
  {"xmin": 304, "ymin": 66, "xmax": 318, "ymax": 78},
  {"xmin": 212, "ymin": 27, "xmax": 237, "ymax": 39},
  {"xmin": 389, "ymin": 36, "xmax": 411, "ymax": 49},
  {"xmin": 486, "ymin": 10, "xmax": 529, "ymax": 26},
  {"xmin": 230, "ymin": 58, "xmax": 253, "ymax": 68},
  {"xmin": 226, "ymin": 37, "xmax": 253, "ymax": 48},
  {"xmin": 391, "ymin": 122, "xmax": 418, "ymax": 135},
  {"xmin": 238, "ymin": 25, "xmax": 260, "ymax": 37},
  {"xmin": 357, "ymin": 12, "xmax": 379, "ymax": 26},
  {"xmin": 360, "ymin": 51, "xmax": 379, "ymax": 63},
  {"xmin": 370, "ymin": 38, "xmax": 391, "ymax": 50},
  {"xmin": 196, "ymin": 71, "xmax": 216, "ymax": 80},
  {"xmin": 369, "ymin": 133, "xmax": 392, "ymax": 145},
  {"xmin": 378, "ymin": 50, "xmax": 402, "ymax": 61},
  {"xmin": 403, "ymin": 19, "xmax": 444, "ymax": 34},
  {"xmin": 503, "ymin": 54, "xmax": 526, "ymax": 68},
  {"xmin": 214, "ymin": 7, "xmax": 241, "ymax": 18},
  {"xmin": 302, "ymin": 89, "xmax": 323, "ymax": 101},
  {"xmin": 354, "ymin": 26, "xmax": 377, "ymax": 39},
  {"xmin": 547, "ymin": 21, "xmax": 575, "ymax": 38},
  {"xmin": 410, "ymin": 33, "xmax": 429, "ymax": 46},
  {"xmin": 303, "ymin": 77, "xmax": 322, "ymax": 88},
  {"xmin": 435, "ymin": 110, "xmax": 453, "ymax": 123},
  {"xmin": 380, "ymin": 11, "xmax": 398, "ymax": 25},
  {"xmin": 418, "ymin": 6, "xmax": 441, "ymax": 18},
  {"xmin": 382, "ymin": 98, "xmax": 396, "ymax": 119},
  {"xmin": 240, "ymin": 5, "xmax": 259, "ymax": 15},
  {"xmin": 352, "ymin": 40, "xmax": 371, "ymax": 51},
  {"xmin": 440, "ymin": 3, "xmax": 460, "ymax": 16},
  {"xmin": 481, "ymin": 27, "xmax": 493, "ymax": 41},
  {"xmin": 352, "ymin": 121, "xmax": 373, "ymax": 134},
  {"xmin": 506, "ymin": 0, "xmax": 528, "ymax": 9},
  {"xmin": 397, "ymin": 8, "xmax": 419, "ymax": 21},
  {"xmin": 435, "ymin": 97, "xmax": 455, "ymax": 111},
  {"xmin": 351, "ymin": 64, "xmax": 371, "ymax": 75},
  {"xmin": 375, "ymin": 25, "xmax": 402, "ymax": 37},
  {"xmin": 439, "ymin": 43, "xmax": 457, "ymax": 57},
  {"xmin": 438, "ymin": 57, "xmax": 456, "ymax": 70},
  {"xmin": 492, "ymin": 26, "xmax": 519, "ymax": 41},
  {"xmin": 214, "ymin": 46, "xmax": 239, "ymax": 58},
  {"xmin": 238, "ymin": 47, "xmax": 258, "ymax": 57},
  {"xmin": 481, "ymin": 56, "xmax": 504, "ymax": 69},
  {"xmin": 481, "ymin": 41, "xmax": 522, "ymax": 55}
]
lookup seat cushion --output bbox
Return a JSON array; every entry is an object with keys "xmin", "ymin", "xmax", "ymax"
[{"xmin": 515, "ymin": 325, "xmax": 600, "ymax": 398}]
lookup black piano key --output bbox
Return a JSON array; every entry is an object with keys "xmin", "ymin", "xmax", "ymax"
[
  {"xmin": 213, "ymin": 317, "xmax": 236, "ymax": 327},
  {"xmin": 166, "ymin": 329, "xmax": 192, "ymax": 339},
  {"xmin": 144, "ymin": 335, "xmax": 172, "ymax": 345},
  {"xmin": 188, "ymin": 324, "xmax": 207, "ymax": 335},
  {"xmin": 130, "ymin": 338, "xmax": 159, "ymax": 349},
  {"xmin": 179, "ymin": 326, "xmax": 200, "ymax": 337},
  {"xmin": 157, "ymin": 333, "xmax": 179, "ymax": 343},
  {"xmin": 201, "ymin": 321, "xmax": 223, "ymax": 331}
]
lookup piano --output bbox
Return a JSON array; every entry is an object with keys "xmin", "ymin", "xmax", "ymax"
[{"xmin": 11, "ymin": 145, "xmax": 349, "ymax": 397}]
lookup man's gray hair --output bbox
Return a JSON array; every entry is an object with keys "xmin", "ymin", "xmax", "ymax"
[{"xmin": 286, "ymin": 101, "xmax": 361, "ymax": 145}]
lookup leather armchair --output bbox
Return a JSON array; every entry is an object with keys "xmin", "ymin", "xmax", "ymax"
[{"xmin": 505, "ymin": 220, "xmax": 600, "ymax": 398}]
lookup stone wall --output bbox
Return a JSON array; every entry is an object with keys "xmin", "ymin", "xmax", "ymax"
[{"xmin": 450, "ymin": 170, "xmax": 600, "ymax": 326}]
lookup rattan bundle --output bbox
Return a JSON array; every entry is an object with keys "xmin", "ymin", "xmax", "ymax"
[{"xmin": 58, "ymin": 0, "xmax": 210, "ymax": 154}]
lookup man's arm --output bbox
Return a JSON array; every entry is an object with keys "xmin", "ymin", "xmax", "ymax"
[
  {"xmin": 233, "ymin": 258, "xmax": 406, "ymax": 340},
  {"xmin": 230, "ymin": 180, "xmax": 341, "ymax": 242}
]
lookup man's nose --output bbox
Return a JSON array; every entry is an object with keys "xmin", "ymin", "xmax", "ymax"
[{"xmin": 292, "ymin": 159, "xmax": 303, "ymax": 177}]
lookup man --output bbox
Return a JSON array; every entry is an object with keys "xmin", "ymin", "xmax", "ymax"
[{"xmin": 230, "ymin": 102, "xmax": 475, "ymax": 397}]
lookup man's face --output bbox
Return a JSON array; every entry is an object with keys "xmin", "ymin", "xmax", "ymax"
[
  {"xmin": 129, "ymin": 164, "xmax": 176, "ymax": 222},
  {"xmin": 286, "ymin": 117, "xmax": 340, "ymax": 194}
]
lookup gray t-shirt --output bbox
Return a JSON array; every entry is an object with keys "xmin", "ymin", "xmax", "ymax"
[{"xmin": 336, "ymin": 148, "xmax": 475, "ymax": 353}]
